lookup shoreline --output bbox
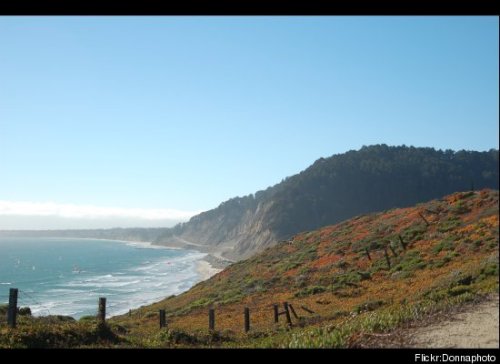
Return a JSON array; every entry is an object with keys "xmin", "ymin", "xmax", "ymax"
[
  {"xmin": 75, "ymin": 237, "xmax": 232, "ymax": 280},
  {"xmin": 196, "ymin": 259, "xmax": 223, "ymax": 281},
  {"xmin": 0, "ymin": 236, "xmax": 229, "ymax": 320},
  {"xmin": 73, "ymin": 237, "xmax": 183, "ymax": 249}
]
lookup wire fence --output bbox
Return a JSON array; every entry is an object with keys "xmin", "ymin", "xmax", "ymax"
[
  {"xmin": 1, "ymin": 288, "xmax": 130, "ymax": 324},
  {"xmin": 2, "ymin": 287, "xmax": 319, "ymax": 334},
  {"xmin": 18, "ymin": 290, "xmax": 52, "ymax": 316}
]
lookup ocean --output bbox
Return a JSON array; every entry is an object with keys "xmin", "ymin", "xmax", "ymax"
[{"xmin": 0, "ymin": 237, "xmax": 206, "ymax": 319}]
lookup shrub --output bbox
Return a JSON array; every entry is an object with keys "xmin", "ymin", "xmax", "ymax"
[
  {"xmin": 437, "ymin": 217, "xmax": 461, "ymax": 233},
  {"xmin": 451, "ymin": 201, "xmax": 471, "ymax": 215},
  {"xmin": 391, "ymin": 251, "xmax": 427, "ymax": 273},
  {"xmin": 156, "ymin": 328, "xmax": 200, "ymax": 346},
  {"xmin": 79, "ymin": 315, "xmax": 96, "ymax": 322},
  {"xmin": 357, "ymin": 271, "xmax": 371, "ymax": 280},
  {"xmin": 294, "ymin": 286, "xmax": 327, "ymax": 298},
  {"xmin": 448, "ymin": 285, "xmax": 470, "ymax": 297},
  {"xmin": 0, "ymin": 304, "xmax": 8, "ymax": 316},
  {"xmin": 355, "ymin": 300, "xmax": 385, "ymax": 314},
  {"xmin": 18, "ymin": 307, "xmax": 31, "ymax": 316},
  {"xmin": 476, "ymin": 261, "xmax": 499, "ymax": 282},
  {"xmin": 432, "ymin": 238, "xmax": 456, "ymax": 254},
  {"xmin": 402, "ymin": 224, "xmax": 427, "ymax": 242}
]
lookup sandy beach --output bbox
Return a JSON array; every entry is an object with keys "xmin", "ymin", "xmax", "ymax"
[{"xmin": 196, "ymin": 260, "xmax": 223, "ymax": 281}]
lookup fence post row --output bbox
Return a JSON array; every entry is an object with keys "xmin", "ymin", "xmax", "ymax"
[
  {"xmin": 7, "ymin": 288, "xmax": 18, "ymax": 328},
  {"xmin": 98, "ymin": 297, "xmax": 106, "ymax": 324},
  {"xmin": 3, "ymin": 290, "xmax": 317, "ymax": 333}
]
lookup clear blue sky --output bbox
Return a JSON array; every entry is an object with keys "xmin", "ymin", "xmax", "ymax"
[{"xmin": 0, "ymin": 16, "xmax": 498, "ymax": 228}]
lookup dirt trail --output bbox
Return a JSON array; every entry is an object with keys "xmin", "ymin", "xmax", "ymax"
[{"xmin": 408, "ymin": 294, "xmax": 499, "ymax": 348}]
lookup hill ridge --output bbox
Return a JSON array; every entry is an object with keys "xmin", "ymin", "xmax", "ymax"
[{"xmin": 1, "ymin": 145, "xmax": 498, "ymax": 262}]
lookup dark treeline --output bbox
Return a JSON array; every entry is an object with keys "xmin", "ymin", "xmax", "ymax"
[{"xmin": 262, "ymin": 145, "xmax": 499, "ymax": 238}]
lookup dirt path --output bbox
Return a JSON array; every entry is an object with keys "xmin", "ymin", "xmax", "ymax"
[{"xmin": 407, "ymin": 294, "xmax": 499, "ymax": 348}]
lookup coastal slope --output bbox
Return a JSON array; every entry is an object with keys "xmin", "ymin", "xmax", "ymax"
[
  {"xmin": 1, "ymin": 189, "xmax": 498, "ymax": 348},
  {"xmin": 1, "ymin": 145, "xmax": 498, "ymax": 262},
  {"xmin": 109, "ymin": 189, "xmax": 499, "ymax": 348},
  {"xmin": 154, "ymin": 145, "xmax": 499, "ymax": 260}
]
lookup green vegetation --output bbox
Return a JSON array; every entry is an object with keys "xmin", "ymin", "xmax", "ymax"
[
  {"xmin": 295, "ymin": 286, "xmax": 327, "ymax": 298},
  {"xmin": 0, "ymin": 320, "xmax": 121, "ymax": 348},
  {"xmin": 1, "ymin": 189, "xmax": 498, "ymax": 348}
]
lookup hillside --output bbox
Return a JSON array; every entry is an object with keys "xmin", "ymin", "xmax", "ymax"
[
  {"xmin": 3, "ymin": 189, "xmax": 496, "ymax": 348},
  {"xmin": 155, "ymin": 145, "xmax": 499, "ymax": 260},
  {"xmin": 110, "ymin": 189, "xmax": 498, "ymax": 348},
  {"xmin": 2, "ymin": 145, "xmax": 498, "ymax": 262}
]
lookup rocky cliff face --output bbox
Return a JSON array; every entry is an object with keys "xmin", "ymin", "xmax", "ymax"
[{"xmin": 158, "ymin": 199, "xmax": 277, "ymax": 260}]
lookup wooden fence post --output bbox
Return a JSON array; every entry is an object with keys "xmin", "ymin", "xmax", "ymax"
[
  {"xmin": 159, "ymin": 309, "xmax": 166, "ymax": 329},
  {"xmin": 244, "ymin": 307, "xmax": 250, "ymax": 333},
  {"xmin": 418, "ymin": 212, "xmax": 430, "ymax": 226},
  {"xmin": 300, "ymin": 305, "xmax": 316, "ymax": 315},
  {"xmin": 389, "ymin": 244, "xmax": 398, "ymax": 257},
  {"xmin": 283, "ymin": 302, "xmax": 292, "ymax": 326},
  {"xmin": 288, "ymin": 304, "xmax": 299, "ymax": 320},
  {"xmin": 273, "ymin": 304, "xmax": 279, "ymax": 323},
  {"xmin": 7, "ymin": 288, "xmax": 18, "ymax": 328},
  {"xmin": 365, "ymin": 248, "xmax": 371, "ymax": 261},
  {"xmin": 398, "ymin": 235, "xmax": 407, "ymax": 250},
  {"xmin": 208, "ymin": 308, "xmax": 215, "ymax": 331},
  {"xmin": 98, "ymin": 297, "xmax": 106, "ymax": 324}
]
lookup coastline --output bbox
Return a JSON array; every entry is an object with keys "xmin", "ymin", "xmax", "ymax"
[
  {"xmin": 0, "ymin": 236, "xmax": 230, "ymax": 319},
  {"xmin": 77, "ymin": 237, "xmax": 181, "ymax": 249},
  {"xmin": 32, "ymin": 236, "xmax": 231, "ymax": 279},
  {"xmin": 196, "ymin": 259, "xmax": 223, "ymax": 281},
  {"xmin": 83, "ymin": 237, "xmax": 231, "ymax": 281}
]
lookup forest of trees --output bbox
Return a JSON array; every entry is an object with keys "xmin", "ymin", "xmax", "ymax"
[{"xmin": 260, "ymin": 145, "xmax": 499, "ymax": 239}]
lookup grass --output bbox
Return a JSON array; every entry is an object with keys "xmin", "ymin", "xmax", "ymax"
[
  {"xmin": 0, "ymin": 320, "xmax": 122, "ymax": 348},
  {"xmin": 0, "ymin": 189, "xmax": 498, "ymax": 348}
]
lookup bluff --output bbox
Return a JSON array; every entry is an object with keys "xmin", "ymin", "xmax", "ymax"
[
  {"xmin": 2, "ymin": 145, "xmax": 497, "ymax": 261},
  {"xmin": 155, "ymin": 145, "xmax": 499, "ymax": 260}
]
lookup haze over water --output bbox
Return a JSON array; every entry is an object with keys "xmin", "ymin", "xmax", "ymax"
[{"xmin": 0, "ymin": 237, "xmax": 205, "ymax": 319}]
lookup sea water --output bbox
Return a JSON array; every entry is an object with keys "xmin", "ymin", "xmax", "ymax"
[{"xmin": 0, "ymin": 237, "xmax": 206, "ymax": 319}]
